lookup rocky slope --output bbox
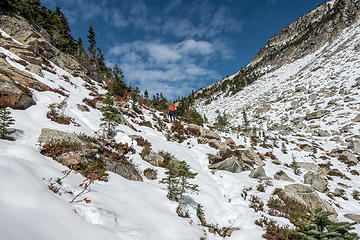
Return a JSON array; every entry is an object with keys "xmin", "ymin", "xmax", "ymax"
[{"xmin": 194, "ymin": 0, "xmax": 360, "ymax": 233}]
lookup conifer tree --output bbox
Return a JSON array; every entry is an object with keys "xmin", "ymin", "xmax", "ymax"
[
  {"xmin": 144, "ymin": 89, "xmax": 149, "ymax": 100},
  {"xmin": 0, "ymin": 108, "xmax": 16, "ymax": 141},
  {"xmin": 77, "ymin": 37, "xmax": 84, "ymax": 56},
  {"xmin": 96, "ymin": 47, "xmax": 106, "ymax": 71},
  {"xmin": 160, "ymin": 161, "xmax": 199, "ymax": 204},
  {"xmin": 242, "ymin": 110, "xmax": 249, "ymax": 131},
  {"xmin": 295, "ymin": 208, "xmax": 359, "ymax": 239},
  {"xmin": 100, "ymin": 92, "xmax": 119, "ymax": 137},
  {"xmin": 112, "ymin": 64, "xmax": 127, "ymax": 97},
  {"xmin": 159, "ymin": 163, "xmax": 179, "ymax": 201},
  {"xmin": 87, "ymin": 24, "xmax": 96, "ymax": 59}
]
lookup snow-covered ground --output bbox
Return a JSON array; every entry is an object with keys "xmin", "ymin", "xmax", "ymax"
[{"xmin": 0, "ymin": 28, "xmax": 267, "ymax": 240}]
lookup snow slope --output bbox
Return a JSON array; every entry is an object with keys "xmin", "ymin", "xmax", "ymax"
[{"xmin": 0, "ymin": 28, "xmax": 268, "ymax": 240}]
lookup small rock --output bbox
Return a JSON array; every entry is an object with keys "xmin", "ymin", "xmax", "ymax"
[
  {"xmin": 305, "ymin": 110, "xmax": 326, "ymax": 120},
  {"xmin": 352, "ymin": 114, "xmax": 360, "ymax": 122},
  {"xmin": 76, "ymin": 104, "xmax": 90, "ymax": 112},
  {"xmin": 274, "ymin": 171, "xmax": 295, "ymax": 182},
  {"xmin": 333, "ymin": 188, "xmax": 345, "ymax": 197},
  {"xmin": 225, "ymin": 227, "xmax": 240, "ymax": 237}
]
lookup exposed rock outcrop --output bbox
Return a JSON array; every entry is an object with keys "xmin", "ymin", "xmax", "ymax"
[{"xmin": 280, "ymin": 184, "xmax": 337, "ymax": 221}]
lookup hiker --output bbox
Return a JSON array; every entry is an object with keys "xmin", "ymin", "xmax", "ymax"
[{"xmin": 169, "ymin": 102, "xmax": 176, "ymax": 122}]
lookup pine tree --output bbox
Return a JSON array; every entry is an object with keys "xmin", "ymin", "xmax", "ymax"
[
  {"xmin": 87, "ymin": 24, "xmax": 96, "ymax": 59},
  {"xmin": 242, "ymin": 110, "xmax": 249, "ymax": 131},
  {"xmin": 159, "ymin": 162, "xmax": 179, "ymax": 201},
  {"xmin": 112, "ymin": 64, "xmax": 127, "ymax": 97},
  {"xmin": 176, "ymin": 161, "xmax": 199, "ymax": 204},
  {"xmin": 100, "ymin": 92, "xmax": 119, "ymax": 137},
  {"xmin": 160, "ymin": 161, "xmax": 199, "ymax": 204},
  {"xmin": 295, "ymin": 208, "xmax": 359, "ymax": 239},
  {"xmin": 0, "ymin": 108, "xmax": 16, "ymax": 141},
  {"xmin": 144, "ymin": 89, "xmax": 149, "ymax": 100},
  {"xmin": 77, "ymin": 37, "xmax": 85, "ymax": 56}
]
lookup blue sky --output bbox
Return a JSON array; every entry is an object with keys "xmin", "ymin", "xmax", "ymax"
[{"xmin": 42, "ymin": 0, "xmax": 328, "ymax": 99}]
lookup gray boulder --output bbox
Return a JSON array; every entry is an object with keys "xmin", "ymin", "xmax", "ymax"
[
  {"xmin": 38, "ymin": 128, "xmax": 82, "ymax": 145},
  {"xmin": 305, "ymin": 110, "xmax": 326, "ymax": 120},
  {"xmin": 209, "ymin": 156, "xmax": 243, "ymax": 173},
  {"xmin": 304, "ymin": 171, "xmax": 328, "ymax": 192},
  {"xmin": 201, "ymin": 129, "xmax": 220, "ymax": 140},
  {"xmin": 142, "ymin": 151, "xmax": 165, "ymax": 167},
  {"xmin": 352, "ymin": 114, "xmax": 360, "ymax": 122},
  {"xmin": 249, "ymin": 166, "xmax": 268, "ymax": 179},
  {"xmin": 240, "ymin": 148, "xmax": 264, "ymax": 166},
  {"xmin": 104, "ymin": 158, "xmax": 142, "ymax": 181},
  {"xmin": 344, "ymin": 213, "xmax": 360, "ymax": 223},
  {"xmin": 77, "ymin": 104, "xmax": 90, "ymax": 112},
  {"xmin": 208, "ymin": 139, "xmax": 230, "ymax": 150}
]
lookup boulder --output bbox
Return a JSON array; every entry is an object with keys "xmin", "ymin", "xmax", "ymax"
[
  {"xmin": 352, "ymin": 114, "xmax": 360, "ymax": 122},
  {"xmin": 349, "ymin": 140, "xmax": 360, "ymax": 154},
  {"xmin": 304, "ymin": 171, "xmax": 328, "ymax": 192},
  {"xmin": 208, "ymin": 139, "xmax": 230, "ymax": 150},
  {"xmin": 0, "ymin": 77, "xmax": 35, "ymax": 110},
  {"xmin": 76, "ymin": 104, "xmax": 90, "ymax": 112},
  {"xmin": 200, "ymin": 128, "xmax": 221, "ymax": 140},
  {"xmin": 305, "ymin": 110, "xmax": 326, "ymax": 120},
  {"xmin": 317, "ymin": 130, "xmax": 330, "ymax": 137},
  {"xmin": 209, "ymin": 156, "xmax": 243, "ymax": 173},
  {"xmin": 344, "ymin": 213, "xmax": 360, "ymax": 223},
  {"xmin": 187, "ymin": 123, "xmax": 202, "ymax": 136},
  {"xmin": 38, "ymin": 128, "xmax": 82, "ymax": 145},
  {"xmin": 240, "ymin": 148, "xmax": 264, "ymax": 166},
  {"xmin": 104, "ymin": 158, "xmax": 142, "ymax": 181},
  {"xmin": 297, "ymin": 162, "xmax": 323, "ymax": 174},
  {"xmin": 274, "ymin": 171, "xmax": 295, "ymax": 182},
  {"xmin": 142, "ymin": 151, "xmax": 165, "ymax": 166},
  {"xmin": 249, "ymin": 166, "xmax": 268, "ymax": 179},
  {"xmin": 225, "ymin": 138, "xmax": 236, "ymax": 148},
  {"xmin": 280, "ymin": 184, "xmax": 337, "ymax": 221}
]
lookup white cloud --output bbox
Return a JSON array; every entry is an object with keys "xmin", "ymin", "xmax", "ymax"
[
  {"xmin": 107, "ymin": 39, "xmax": 222, "ymax": 98},
  {"xmin": 148, "ymin": 44, "xmax": 182, "ymax": 63},
  {"xmin": 179, "ymin": 39, "xmax": 214, "ymax": 55}
]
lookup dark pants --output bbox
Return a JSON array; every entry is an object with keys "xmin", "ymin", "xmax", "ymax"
[{"xmin": 169, "ymin": 111, "xmax": 175, "ymax": 121}]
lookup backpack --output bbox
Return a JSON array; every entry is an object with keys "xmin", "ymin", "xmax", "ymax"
[{"xmin": 170, "ymin": 104, "xmax": 175, "ymax": 112}]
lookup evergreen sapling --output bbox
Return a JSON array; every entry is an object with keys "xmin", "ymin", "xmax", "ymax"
[
  {"xmin": 100, "ymin": 92, "xmax": 119, "ymax": 137},
  {"xmin": 0, "ymin": 107, "xmax": 16, "ymax": 141}
]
